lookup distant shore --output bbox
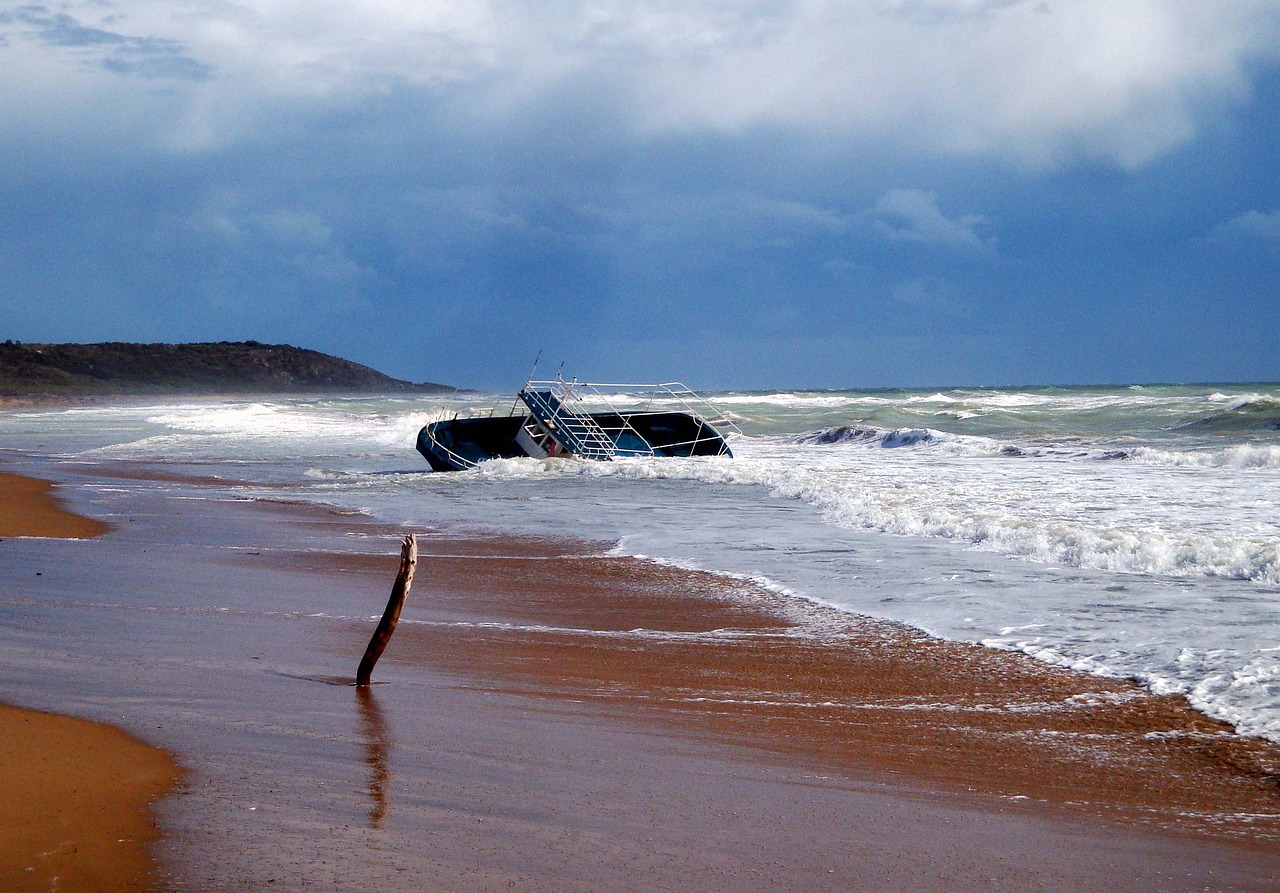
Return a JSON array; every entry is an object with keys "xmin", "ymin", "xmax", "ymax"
[
  {"xmin": 1, "ymin": 458, "xmax": 1278, "ymax": 889},
  {"xmin": 0, "ymin": 340, "xmax": 458, "ymax": 398},
  {"xmin": 0, "ymin": 471, "xmax": 177, "ymax": 892}
]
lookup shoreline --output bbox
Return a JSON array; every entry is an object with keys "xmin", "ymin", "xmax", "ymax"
[
  {"xmin": 307, "ymin": 527, "xmax": 1280, "ymax": 843},
  {"xmin": 0, "ymin": 469, "xmax": 175, "ymax": 892},
  {"xmin": 2, "ymin": 461, "xmax": 1279, "ymax": 889}
]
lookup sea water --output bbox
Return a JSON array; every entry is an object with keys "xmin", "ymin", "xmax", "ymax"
[{"xmin": 3, "ymin": 384, "xmax": 1278, "ymax": 741}]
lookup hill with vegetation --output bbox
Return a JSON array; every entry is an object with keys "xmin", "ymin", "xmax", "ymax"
[{"xmin": 0, "ymin": 341, "xmax": 456, "ymax": 398}]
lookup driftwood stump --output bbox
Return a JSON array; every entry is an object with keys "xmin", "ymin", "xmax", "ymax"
[{"xmin": 356, "ymin": 534, "xmax": 417, "ymax": 686}]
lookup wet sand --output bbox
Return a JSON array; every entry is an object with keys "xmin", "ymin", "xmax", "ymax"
[
  {"xmin": 0, "ymin": 470, "xmax": 176, "ymax": 892},
  {"xmin": 290, "ymin": 531, "xmax": 1280, "ymax": 842},
  {"xmin": 2, "ymin": 463, "xmax": 1279, "ymax": 890}
]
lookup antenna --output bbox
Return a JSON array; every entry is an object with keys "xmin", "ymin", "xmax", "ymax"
[{"xmin": 511, "ymin": 350, "xmax": 544, "ymax": 416}]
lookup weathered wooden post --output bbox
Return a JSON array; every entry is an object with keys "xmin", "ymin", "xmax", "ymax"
[{"xmin": 356, "ymin": 534, "xmax": 416, "ymax": 686}]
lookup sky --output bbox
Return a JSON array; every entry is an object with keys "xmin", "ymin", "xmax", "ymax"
[{"xmin": 2, "ymin": 1, "xmax": 1279, "ymax": 390}]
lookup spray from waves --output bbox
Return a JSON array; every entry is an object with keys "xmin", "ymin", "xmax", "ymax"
[
  {"xmin": 133, "ymin": 402, "xmax": 442, "ymax": 453},
  {"xmin": 142, "ymin": 403, "xmax": 358, "ymax": 442},
  {"xmin": 735, "ymin": 462, "xmax": 1280, "ymax": 585}
]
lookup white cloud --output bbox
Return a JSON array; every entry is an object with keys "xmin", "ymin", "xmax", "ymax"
[
  {"xmin": 531, "ymin": 0, "xmax": 1280, "ymax": 167},
  {"xmin": 573, "ymin": 190, "xmax": 847, "ymax": 254},
  {"xmin": 891, "ymin": 276, "xmax": 962, "ymax": 315},
  {"xmin": 3, "ymin": 1, "xmax": 1279, "ymax": 166},
  {"xmin": 868, "ymin": 188, "xmax": 994, "ymax": 254},
  {"xmin": 1208, "ymin": 209, "xmax": 1280, "ymax": 245}
]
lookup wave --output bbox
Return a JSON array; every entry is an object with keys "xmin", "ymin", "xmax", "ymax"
[
  {"xmin": 141, "ymin": 403, "xmax": 439, "ymax": 450},
  {"xmin": 793, "ymin": 425, "xmax": 938, "ymax": 447},
  {"xmin": 791, "ymin": 424, "xmax": 1032, "ymax": 457},
  {"xmin": 747, "ymin": 470, "xmax": 1280, "ymax": 587},
  {"xmin": 1121, "ymin": 444, "xmax": 1280, "ymax": 470},
  {"xmin": 1179, "ymin": 395, "xmax": 1280, "ymax": 433},
  {"xmin": 465, "ymin": 450, "xmax": 1280, "ymax": 587},
  {"xmin": 712, "ymin": 393, "xmax": 892, "ymax": 408},
  {"xmin": 793, "ymin": 417, "xmax": 1280, "ymax": 469}
]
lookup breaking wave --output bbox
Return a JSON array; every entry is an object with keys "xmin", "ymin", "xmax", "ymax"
[
  {"xmin": 1124, "ymin": 444, "xmax": 1280, "ymax": 469},
  {"xmin": 1180, "ymin": 395, "xmax": 1280, "ymax": 433},
  {"xmin": 466, "ymin": 446, "xmax": 1280, "ymax": 587},
  {"xmin": 792, "ymin": 424, "xmax": 1028, "ymax": 457},
  {"xmin": 793, "ymin": 425, "xmax": 938, "ymax": 447}
]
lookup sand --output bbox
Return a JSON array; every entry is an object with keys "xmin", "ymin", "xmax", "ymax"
[
  {"xmin": 0, "ymin": 471, "xmax": 112, "ymax": 539},
  {"xmin": 0, "ymin": 704, "xmax": 180, "ymax": 893},
  {"xmin": 0, "ymin": 470, "xmax": 176, "ymax": 892},
  {"xmin": 265, "ymin": 528, "xmax": 1280, "ymax": 843},
  {"xmin": 2, "ymin": 464, "xmax": 1279, "ymax": 890},
  {"xmin": 384, "ymin": 541, "xmax": 1280, "ymax": 841}
]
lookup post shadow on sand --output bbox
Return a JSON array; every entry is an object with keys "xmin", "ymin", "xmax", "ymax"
[{"xmin": 355, "ymin": 685, "xmax": 391, "ymax": 829}]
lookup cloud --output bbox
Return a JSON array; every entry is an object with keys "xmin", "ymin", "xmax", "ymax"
[
  {"xmin": 4, "ymin": 1, "xmax": 1279, "ymax": 167},
  {"xmin": 570, "ymin": 190, "xmax": 848, "ymax": 258},
  {"xmin": 891, "ymin": 276, "xmax": 964, "ymax": 316},
  {"xmin": 1208, "ymin": 209, "xmax": 1280, "ymax": 245},
  {"xmin": 0, "ymin": 4, "xmax": 211, "ymax": 79},
  {"xmin": 514, "ymin": 0, "xmax": 1280, "ymax": 168},
  {"xmin": 162, "ymin": 193, "xmax": 383, "ymax": 314},
  {"xmin": 868, "ymin": 188, "xmax": 994, "ymax": 254}
]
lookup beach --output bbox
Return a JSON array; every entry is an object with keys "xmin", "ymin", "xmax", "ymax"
[
  {"xmin": 0, "ymin": 471, "xmax": 176, "ymax": 892},
  {"xmin": 0, "ymin": 703, "xmax": 179, "ymax": 893},
  {"xmin": 2, "ymin": 459, "xmax": 1280, "ymax": 891},
  {"xmin": 6, "ymin": 1, "xmax": 1280, "ymax": 887}
]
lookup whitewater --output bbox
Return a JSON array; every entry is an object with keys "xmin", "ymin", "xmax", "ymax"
[{"xmin": 3, "ymin": 383, "xmax": 1278, "ymax": 741}]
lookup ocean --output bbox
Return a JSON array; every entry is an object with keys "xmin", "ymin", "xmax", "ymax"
[{"xmin": 3, "ymin": 382, "xmax": 1278, "ymax": 742}]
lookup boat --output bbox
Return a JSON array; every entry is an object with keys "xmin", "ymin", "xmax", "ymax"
[{"xmin": 417, "ymin": 377, "xmax": 736, "ymax": 472}]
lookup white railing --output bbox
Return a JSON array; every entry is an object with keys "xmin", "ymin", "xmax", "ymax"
[
  {"xmin": 423, "ymin": 423, "xmax": 482, "ymax": 470},
  {"xmin": 520, "ymin": 377, "xmax": 738, "ymax": 459},
  {"xmin": 519, "ymin": 386, "xmax": 618, "ymax": 459},
  {"xmin": 523, "ymin": 378, "xmax": 739, "ymax": 434}
]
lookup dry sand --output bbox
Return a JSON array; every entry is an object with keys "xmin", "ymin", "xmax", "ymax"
[
  {"xmin": 0, "ymin": 471, "xmax": 176, "ymax": 892},
  {"xmin": 0, "ymin": 470, "xmax": 111, "ymax": 539},
  {"xmin": 0, "ymin": 704, "xmax": 180, "ymax": 893}
]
